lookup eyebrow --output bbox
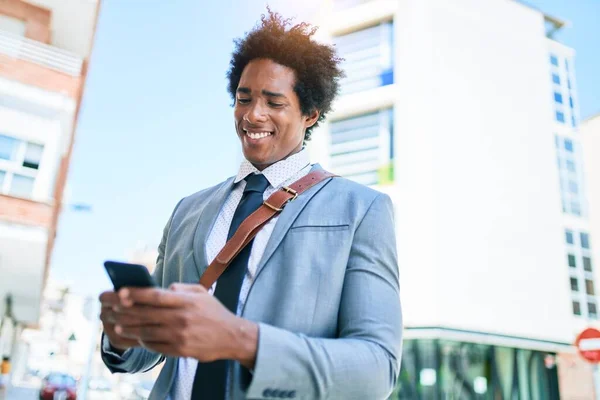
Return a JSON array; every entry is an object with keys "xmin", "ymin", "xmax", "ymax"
[{"xmin": 236, "ymin": 87, "xmax": 286, "ymax": 98}]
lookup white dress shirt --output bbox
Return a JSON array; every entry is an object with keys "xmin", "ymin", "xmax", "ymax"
[{"xmin": 170, "ymin": 149, "xmax": 312, "ymax": 400}]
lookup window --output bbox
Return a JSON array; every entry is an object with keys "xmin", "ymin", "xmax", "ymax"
[
  {"xmin": 573, "ymin": 301, "xmax": 581, "ymax": 315},
  {"xmin": 569, "ymin": 97, "xmax": 574, "ymax": 108},
  {"xmin": 8, "ymin": 175, "xmax": 35, "ymax": 197},
  {"xmin": 334, "ymin": 21, "xmax": 394, "ymax": 95},
  {"xmin": 556, "ymin": 111, "xmax": 565, "ymax": 123},
  {"xmin": 581, "ymin": 233, "xmax": 590, "ymax": 249},
  {"xmin": 565, "ymin": 59, "xmax": 570, "ymax": 71},
  {"xmin": 330, "ymin": 108, "xmax": 394, "ymax": 185},
  {"xmin": 568, "ymin": 181, "xmax": 578, "ymax": 194},
  {"xmin": 554, "ymin": 92, "xmax": 563, "ymax": 104},
  {"xmin": 586, "ymin": 279, "xmax": 595, "ymax": 295},
  {"xmin": 0, "ymin": 135, "xmax": 18, "ymax": 161},
  {"xmin": 566, "ymin": 160, "xmax": 576, "ymax": 173},
  {"xmin": 567, "ymin": 79, "xmax": 571, "ymax": 89},
  {"xmin": 583, "ymin": 256, "xmax": 593, "ymax": 272},
  {"xmin": 0, "ymin": 135, "xmax": 43, "ymax": 199},
  {"xmin": 570, "ymin": 277, "xmax": 579, "ymax": 292},
  {"xmin": 571, "ymin": 201, "xmax": 581, "ymax": 216},
  {"xmin": 552, "ymin": 74, "xmax": 560, "ymax": 85},
  {"xmin": 564, "ymin": 139, "xmax": 574, "ymax": 152},
  {"xmin": 550, "ymin": 55, "xmax": 559, "ymax": 66},
  {"xmin": 23, "ymin": 143, "xmax": 43, "ymax": 170},
  {"xmin": 568, "ymin": 254, "xmax": 577, "ymax": 268},
  {"xmin": 572, "ymin": 116, "xmax": 577, "ymax": 128},
  {"xmin": 565, "ymin": 230, "xmax": 574, "ymax": 245},
  {"xmin": 588, "ymin": 302, "xmax": 598, "ymax": 319}
]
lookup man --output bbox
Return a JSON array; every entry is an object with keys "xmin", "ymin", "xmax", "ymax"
[{"xmin": 99, "ymin": 10, "xmax": 402, "ymax": 400}]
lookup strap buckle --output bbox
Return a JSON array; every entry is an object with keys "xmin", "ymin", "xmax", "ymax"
[{"xmin": 263, "ymin": 186, "xmax": 298, "ymax": 212}]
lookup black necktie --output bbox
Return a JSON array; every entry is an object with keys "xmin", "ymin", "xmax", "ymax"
[{"xmin": 191, "ymin": 173, "xmax": 270, "ymax": 400}]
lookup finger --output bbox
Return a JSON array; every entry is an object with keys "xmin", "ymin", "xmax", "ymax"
[
  {"xmin": 169, "ymin": 283, "xmax": 207, "ymax": 293},
  {"xmin": 111, "ymin": 306, "xmax": 173, "ymax": 327},
  {"xmin": 115, "ymin": 324, "xmax": 175, "ymax": 343},
  {"xmin": 99, "ymin": 291, "xmax": 119, "ymax": 305},
  {"xmin": 120, "ymin": 287, "xmax": 189, "ymax": 308}
]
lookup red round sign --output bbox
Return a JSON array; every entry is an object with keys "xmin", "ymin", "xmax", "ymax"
[{"xmin": 575, "ymin": 328, "xmax": 600, "ymax": 363}]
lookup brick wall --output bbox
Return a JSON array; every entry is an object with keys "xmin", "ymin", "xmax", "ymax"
[
  {"xmin": 0, "ymin": 0, "xmax": 51, "ymax": 43},
  {"xmin": 0, "ymin": 54, "xmax": 82, "ymax": 99},
  {"xmin": 0, "ymin": 195, "xmax": 53, "ymax": 227}
]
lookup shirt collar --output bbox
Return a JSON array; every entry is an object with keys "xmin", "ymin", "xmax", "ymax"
[{"xmin": 234, "ymin": 148, "xmax": 311, "ymax": 188}]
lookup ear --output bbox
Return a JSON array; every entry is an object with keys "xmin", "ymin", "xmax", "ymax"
[{"xmin": 304, "ymin": 109, "xmax": 320, "ymax": 129}]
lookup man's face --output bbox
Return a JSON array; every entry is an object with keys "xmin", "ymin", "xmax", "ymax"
[{"xmin": 234, "ymin": 58, "xmax": 318, "ymax": 170}]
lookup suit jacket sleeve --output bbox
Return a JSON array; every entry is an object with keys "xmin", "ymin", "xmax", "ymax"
[
  {"xmin": 100, "ymin": 199, "xmax": 183, "ymax": 374},
  {"xmin": 245, "ymin": 193, "xmax": 403, "ymax": 400}
]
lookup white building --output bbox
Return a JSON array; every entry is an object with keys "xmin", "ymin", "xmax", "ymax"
[
  {"xmin": 310, "ymin": 0, "xmax": 598, "ymax": 397},
  {"xmin": 0, "ymin": 0, "xmax": 100, "ymax": 379}
]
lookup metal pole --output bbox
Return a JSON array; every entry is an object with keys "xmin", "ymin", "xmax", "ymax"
[
  {"xmin": 77, "ymin": 298, "xmax": 100, "ymax": 400},
  {"xmin": 594, "ymin": 364, "xmax": 600, "ymax": 400}
]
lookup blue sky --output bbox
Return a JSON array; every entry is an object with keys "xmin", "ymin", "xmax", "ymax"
[{"xmin": 50, "ymin": 0, "xmax": 600, "ymax": 296}]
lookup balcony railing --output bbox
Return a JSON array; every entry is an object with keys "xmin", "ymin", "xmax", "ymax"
[{"xmin": 0, "ymin": 29, "xmax": 83, "ymax": 76}]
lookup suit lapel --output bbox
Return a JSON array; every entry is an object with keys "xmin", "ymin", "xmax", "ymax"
[
  {"xmin": 252, "ymin": 165, "xmax": 333, "ymax": 282},
  {"xmin": 192, "ymin": 177, "xmax": 235, "ymax": 279}
]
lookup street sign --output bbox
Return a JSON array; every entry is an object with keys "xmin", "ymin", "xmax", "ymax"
[{"xmin": 575, "ymin": 328, "xmax": 600, "ymax": 363}]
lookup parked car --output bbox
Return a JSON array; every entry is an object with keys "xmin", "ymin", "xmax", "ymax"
[{"xmin": 39, "ymin": 373, "xmax": 77, "ymax": 400}]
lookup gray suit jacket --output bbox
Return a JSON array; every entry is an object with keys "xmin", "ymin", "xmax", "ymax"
[{"xmin": 101, "ymin": 165, "xmax": 402, "ymax": 400}]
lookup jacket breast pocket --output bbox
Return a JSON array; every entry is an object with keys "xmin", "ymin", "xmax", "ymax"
[{"xmin": 288, "ymin": 224, "xmax": 350, "ymax": 233}]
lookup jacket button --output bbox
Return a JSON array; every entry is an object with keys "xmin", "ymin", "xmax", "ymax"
[{"xmin": 263, "ymin": 388, "xmax": 272, "ymax": 397}]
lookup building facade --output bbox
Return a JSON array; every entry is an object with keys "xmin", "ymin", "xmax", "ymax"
[
  {"xmin": 0, "ymin": 0, "xmax": 100, "ymax": 376},
  {"xmin": 312, "ymin": 0, "xmax": 598, "ymax": 397}
]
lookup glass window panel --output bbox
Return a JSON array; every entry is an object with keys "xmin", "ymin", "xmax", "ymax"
[
  {"xmin": 564, "ymin": 138, "xmax": 574, "ymax": 152},
  {"xmin": 583, "ymin": 256, "xmax": 593, "ymax": 272},
  {"xmin": 554, "ymin": 92, "xmax": 563, "ymax": 103},
  {"xmin": 586, "ymin": 279, "xmax": 595, "ymax": 295},
  {"xmin": 572, "ymin": 116, "xmax": 577, "ymax": 128},
  {"xmin": 566, "ymin": 160, "xmax": 576, "ymax": 173},
  {"xmin": 335, "ymin": 21, "xmax": 394, "ymax": 95},
  {"xmin": 568, "ymin": 181, "xmax": 578, "ymax": 194},
  {"xmin": 568, "ymin": 254, "xmax": 577, "ymax": 268},
  {"xmin": 23, "ymin": 142, "xmax": 43, "ymax": 170},
  {"xmin": 581, "ymin": 233, "xmax": 590, "ymax": 249},
  {"xmin": 552, "ymin": 74, "xmax": 560, "ymax": 84},
  {"xmin": 8, "ymin": 174, "xmax": 35, "ymax": 198},
  {"xmin": 571, "ymin": 201, "xmax": 581, "ymax": 216},
  {"xmin": 556, "ymin": 111, "xmax": 565, "ymax": 123},
  {"xmin": 570, "ymin": 277, "xmax": 578, "ymax": 291},
  {"xmin": 0, "ymin": 135, "xmax": 18, "ymax": 161},
  {"xmin": 565, "ymin": 230, "xmax": 574, "ymax": 244},
  {"xmin": 568, "ymin": 79, "xmax": 571, "ymax": 89},
  {"xmin": 550, "ymin": 55, "xmax": 559, "ymax": 66},
  {"xmin": 569, "ymin": 97, "xmax": 574, "ymax": 108},
  {"xmin": 588, "ymin": 302, "xmax": 598, "ymax": 319},
  {"xmin": 573, "ymin": 301, "xmax": 581, "ymax": 315}
]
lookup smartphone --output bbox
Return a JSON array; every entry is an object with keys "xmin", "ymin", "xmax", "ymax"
[{"xmin": 104, "ymin": 260, "xmax": 157, "ymax": 291}]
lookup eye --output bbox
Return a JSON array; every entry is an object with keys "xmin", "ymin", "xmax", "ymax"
[
  {"xmin": 237, "ymin": 98, "xmax": 251, "ymax": 104},
  {"xmin": 268, "ymin": 102, "xmax": 283, "ymax": 107}
]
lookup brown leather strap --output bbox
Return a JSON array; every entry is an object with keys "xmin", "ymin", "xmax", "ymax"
[{"xmin": 199, "ymin": 169, "xmax": 336, "ymax": 288}]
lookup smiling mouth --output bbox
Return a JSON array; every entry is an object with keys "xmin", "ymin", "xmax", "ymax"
[{"xmin": 243, "ymin": 129, "xmax": 273, "ymax": 140}]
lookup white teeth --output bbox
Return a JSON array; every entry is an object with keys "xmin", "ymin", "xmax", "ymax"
[{"xmin": 246, "ymin": 131, "xmax": 272, "ymax": 139}]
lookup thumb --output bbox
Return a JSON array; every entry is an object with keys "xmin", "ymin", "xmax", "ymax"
[{"xmin": 169, "ymin": 283, "xmax": 207, "ymax": 293}]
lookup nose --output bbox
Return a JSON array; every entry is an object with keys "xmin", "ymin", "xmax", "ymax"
[{"xmin": 244, "ymin": 101, "xmax": 268, "ymax": 124}]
